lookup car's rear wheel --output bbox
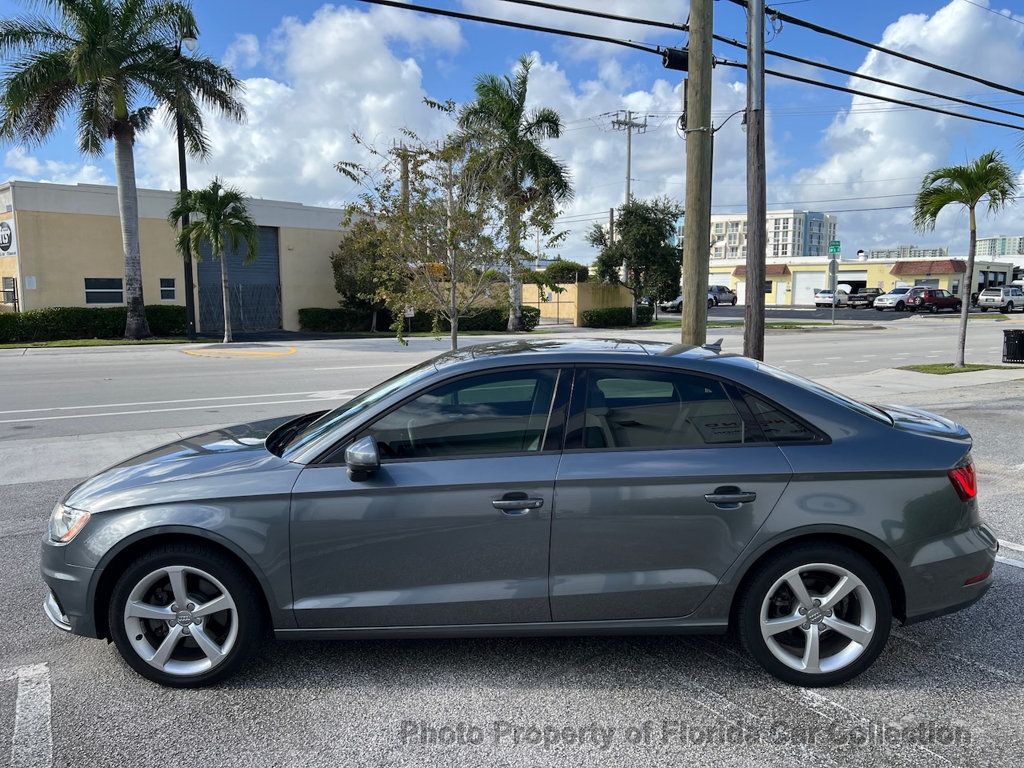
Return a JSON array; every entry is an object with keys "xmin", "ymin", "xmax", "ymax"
[
  {"xmin": 731, "ymin": 297, "xmax": 737, "ymax": 306},
  {"xmin": 108, "ymin": 543, "xmax": 264, "ymax": 687},
  {"xmin": 737, "ymin": 544, "xmax": 892, "ymax": 687},
  {"xmin": 981, "ymin": 307, "xmax": 989, "ymax": 312},
  {"xmin": 1006, "ymin": 303, "xmax": 1014, "ymax": 313}
]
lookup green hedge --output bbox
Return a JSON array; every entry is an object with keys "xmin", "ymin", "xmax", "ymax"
[
  {"xmin": 0, "ymin": 305, "xmax": 186, "ymax": 343},
  {"xmin": 579, "ymin": 305, "xmax": 654, "ymax": 328},
  {"xmin": 299, "ymin": 305, "xmax": 540, "ymax": 334},
  {"xmin": 636, "ymin": 304, "xmax": 654, "ymax": 325}
]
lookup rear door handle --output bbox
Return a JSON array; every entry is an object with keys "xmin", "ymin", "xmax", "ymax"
[{"xmin": 704, "ymin": 488, "xmax": 757, "ymax": 508}]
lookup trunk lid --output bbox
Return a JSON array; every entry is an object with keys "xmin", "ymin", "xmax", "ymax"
[{"xmin": 877, "ymin": 404, "xmax": 971, "ymax": 442}]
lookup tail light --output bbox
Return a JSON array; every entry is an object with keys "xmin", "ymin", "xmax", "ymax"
[{"xmin": 948, "ymin": 462, "xmax": 977, "ymax": 501}]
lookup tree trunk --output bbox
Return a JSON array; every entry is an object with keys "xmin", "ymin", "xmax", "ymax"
[
  {"xmin": 370, "ymin": 308, "xmax": 378, "ymax": 333},
  {"xmin": 506, "ymin": 207, "xmax": 523, "ymax": 332},
  {"xmin": 220, "ymin": 251, "xmax": 233, "ymax": 343},
  {"xmin": 113, "ymin": 125, "xmax": 151, "ymax": 339},
  {"xmin": 955, "ymin": 206, "xmax": 976, "ymax": 368}
]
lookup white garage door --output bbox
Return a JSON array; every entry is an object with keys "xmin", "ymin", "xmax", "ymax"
[{"xmin": 793, "ymin": 271, "xmax": 827, "ymax": 305}]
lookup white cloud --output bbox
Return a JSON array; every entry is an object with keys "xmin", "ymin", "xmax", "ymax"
[
  {"xmin": 223, "ymin": 33, "xmax": 261, "ymax": 70},
  {"xmin": 137, "ymin": 4, "xmax": 465, "ymax": 206},
  {"xmin": 3, "ymin": 146, "xmax": 109, "ymax": 185}
]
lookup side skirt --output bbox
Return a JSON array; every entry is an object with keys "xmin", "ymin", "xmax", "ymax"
[{"xmin": 274, "ymin": 617, "xmax": 729, "ymax": 641}]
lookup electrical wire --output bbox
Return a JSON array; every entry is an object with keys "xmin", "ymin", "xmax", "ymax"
[
  {"xmin": 352, "ymin": 0, "xmax": 660, "ymax": 54},
  {"xmin": 718, "ymin": 59, "xmax": 1024, "ymax": 131},
  {"xmin": 491, "ymin": 0, "xmax": 685, "ymax": 32},
  {"xmin": 955, "ymin": 0, "xmax": 1024, "ymax": 27},
  {"xmin": 730, "ymin": 0, "xmax": 1024, "ymax": 99}
]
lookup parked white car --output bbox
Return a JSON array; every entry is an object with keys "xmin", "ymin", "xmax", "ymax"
[
  {"xmin": 814, "ymin": 289, "xmax": 849, "ymax": 307},
  {"xmin": 977, "ymin": 286, "xmax": 1024, "ymax": 313},
  {"xmin": 873, "ymin": 286, "xmax": 914, "ymax": 312}
]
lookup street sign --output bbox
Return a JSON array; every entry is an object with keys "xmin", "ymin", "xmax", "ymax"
[{"xmin": 828, "ymin": 240, "xmax": 841, "ymax": 254}]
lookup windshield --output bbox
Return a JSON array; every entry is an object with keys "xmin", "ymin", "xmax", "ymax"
[
  {"xmin": 279, "ymin": 359, "xmax": 438, "ymax": 460},
  {"xmin": 889, "ymin": 287, "xmax": 910, "ymax": 295},
  {"xmin": 754, "ymin": 361, "xmax": 894, "ymax": 425}
]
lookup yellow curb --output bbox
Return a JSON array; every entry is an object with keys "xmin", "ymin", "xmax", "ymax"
[{"xmin": 182, "ymin": 345, "xmax": 297, "ymax": 359}]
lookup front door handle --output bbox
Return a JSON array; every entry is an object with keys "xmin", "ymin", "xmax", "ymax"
[
  {"xmin": 704, "ymin": 487, "xmax": 757, "ymax": 508},
  {"xmin": 492, "ymin": 493, "xmax": 544, "ymax": 514}
]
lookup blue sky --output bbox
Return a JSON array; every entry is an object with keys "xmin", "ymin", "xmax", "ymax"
[{"xmin": 1, "ymin": 0, "xmax": 1023, "ymax": 262}]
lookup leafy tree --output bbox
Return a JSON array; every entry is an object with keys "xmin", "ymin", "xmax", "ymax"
[
  {"xmin": 331, "ymin": 218, "xmax": 390, "ymax": 332},
  {"xmin": 169, "ymin": 178, "xmax": 258, "ymax": 344},
  {"xmin": 458, "ymin": 54, "xmax": 573, "ymax": 331},
  {"xmin": 588, "ymin": 197, "xmax": 683, "ymax": 322},
  {"xmin": 339, "ymin": 130, "xmax": 506, "ymax": 351},
  {"xmin": 913, "ymin": 150, "xmax": 1017, "ymax": 367},
  {"xmin": 544, "ymin": 258, "xmax": 589, "ymax": 284},
  {"xmin": 0, "ymin": 0, "xmax": 244, "ymax": 339}
]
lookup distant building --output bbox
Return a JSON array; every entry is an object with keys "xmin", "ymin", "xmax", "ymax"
[
  {"xmin": 976, "ymin": 235, "xmax": 1024, "ymax": 260},
  {"xmin": 866, "ymin": 244, "xmax": 948, "ymax": 260},
  {"xmin": 682, "ymin": 210, "xmax": 837, "ymax": 261}
]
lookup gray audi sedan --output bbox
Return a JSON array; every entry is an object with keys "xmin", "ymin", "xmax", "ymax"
[{"xmin": 42, "ymin": 339, "xmax": 997, "ymax": 688}]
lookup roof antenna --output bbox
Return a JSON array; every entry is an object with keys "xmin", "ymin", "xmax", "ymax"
[{"xmin": 701, "ymin": 338, "xmax": 724, "ymax": 353}]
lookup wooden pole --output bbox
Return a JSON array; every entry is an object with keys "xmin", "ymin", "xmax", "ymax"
[
  {"xmin": 743, "ymin": 0, "xmax": 767, "ymax": 360},
  {"xmin": 681, "ymin": 0, "xmax": 714, "ymax": 346}
]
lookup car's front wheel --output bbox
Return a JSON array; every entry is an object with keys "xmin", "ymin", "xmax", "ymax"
[
  {"xmin": 895, "ymin": 301, "xmax": 906, "ymax": 312},
  {"xmin": 707, "ymin": 298, "xmax": 714, "ymax": 309},
  {"xmin": 737, "ymin": 544, "xmax": 892, "ymax": 687},
  {"xmin": 108, "ymin": 543, "xmax": 264, "ymax": 687}
]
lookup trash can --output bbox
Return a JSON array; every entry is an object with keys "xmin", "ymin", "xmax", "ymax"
[{"xmin": 1002, "ymin": 329, "xmax": 1024, "ymax": 363}]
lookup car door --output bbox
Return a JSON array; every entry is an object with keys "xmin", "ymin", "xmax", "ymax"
[
  {"xmin": 550, "ymin": 365, "xmax": 794, "ymax": 622},
  {"xmin": 289, "ymin": 366, "xmax": 569, "ymax": 629}
]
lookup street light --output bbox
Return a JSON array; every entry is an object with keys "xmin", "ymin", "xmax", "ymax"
[{"xmin": 175, "ymin": 35, "xmax": 198, "ymax": 340}]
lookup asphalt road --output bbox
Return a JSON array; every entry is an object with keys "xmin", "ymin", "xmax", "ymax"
[{"xmin": 2, "ymin": 317, "xmax": 1024, "ymax": 767}]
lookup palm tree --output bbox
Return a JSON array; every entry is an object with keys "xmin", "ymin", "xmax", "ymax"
[
  {"xmin": 0, "ymin": 0, "xmax": 244, "ymax": 339},
  {"xmin": 914, "ymin": 150, "xmax": 1017, "ymax": 368},
  {"xmin": 169, "ymin": 178, "xmax": 258, "ymax": 343},
  {"xmin": 458, "ymin": 55, "xmax": 572, "ymax": 331}
]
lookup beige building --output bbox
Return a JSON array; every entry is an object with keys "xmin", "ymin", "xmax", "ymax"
[
  {"xmin": 707, "ymin": 256, "xmax": 1015, "ymax": 306},
  {"xmin": 0, "ymin": 180, "xmax": 344, "ymax": 331}
]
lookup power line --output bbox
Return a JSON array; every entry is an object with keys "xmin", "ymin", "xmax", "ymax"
[
  {"xmin": 352, "ymin": 0, "xmax": 659, "ymax": 54},
  {"xmin": 492, "ymin": 0, "xmax": 685, "ymax": 32},
  {"xmin": 710, "ymin": 31, "xmax": 1024, "ymax": 122},
  {"xmin": 718, "ymin": 59, "xmax": 1024, "ymax": 131},
  {"xmin": 730, "ymin": 0, "xmax": 1024, "ymax": 100}
]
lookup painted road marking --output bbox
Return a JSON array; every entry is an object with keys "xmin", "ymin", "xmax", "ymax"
[
  {"xmin": 0, "ymin": 390, "xmax": 329, "ymax": 417},
  {"xmin": 313, "ymin": 363, "xmax": 416, "ymax": 371},
  {"xmin": 997, "ymin": 556, "xmax": 1024, "ymax": 570},
  {"xmin": 183, "ymin": 346, "xmax": 297, "ymax": 358},
  {"xmin": 10, "ymin": 663, "xmax": 51, "ymax": 768},
  {"xmin": 0, "ymin": 396, "xmax": 353, "ymax": 425}
]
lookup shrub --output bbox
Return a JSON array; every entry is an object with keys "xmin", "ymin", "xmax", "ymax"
[
  {"xmin": 636, "ymin": 304, "xmax": 654, "ymax": 325},
  {"xmin": 544, "ymin": 259, "xmax": 589, "ymax": 284},
  {"xmin": 578, "ymin": 306, "xmax": 634, "ymax": 328},
  {"xmin": 0, "ymin": 305, "xmax": 187, "ymax": 343},
  {"xmin": 299, "ymin": 305, "xmax": 541, "ymax": 333}
]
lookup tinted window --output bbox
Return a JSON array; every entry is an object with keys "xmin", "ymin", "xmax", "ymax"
[
  {"xmin": 746, "ymin": 395, "xmax": 817, "ymax": 442},
  {"xmin": 365, "ymin": 369, "xmax": 558, "ymax": 460},
  {"xmin": 577, "ymin": 368, "xmax": 749, "ymax": 449}
]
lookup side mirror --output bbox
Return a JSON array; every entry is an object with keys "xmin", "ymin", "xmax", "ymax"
[{"xmin": 344, "ymin": 435, "xmax": 380, "ymax": 481}]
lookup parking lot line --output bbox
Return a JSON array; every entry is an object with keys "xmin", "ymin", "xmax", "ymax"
[{"xmin": 10, "ymin": 663, "xmax": 51, "ymax": 768}]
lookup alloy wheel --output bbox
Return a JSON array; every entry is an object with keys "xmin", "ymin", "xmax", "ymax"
[
  {"xmin": 759, "ymin": 562, "xmax": 876, "ymax": 675},
  {"xmin": 123, "ymin": 565, "xmax": 239, "ymax": 677}
]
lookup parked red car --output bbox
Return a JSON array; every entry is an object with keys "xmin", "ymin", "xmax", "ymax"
[{"xmin": 906, "ymin": 287, "xmax": 962, "ymax": 313}]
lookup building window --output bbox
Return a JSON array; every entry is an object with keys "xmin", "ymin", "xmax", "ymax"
[
  {"xmin": 160, "ymin": 277, "xmax": 176, "ymax": 301},
  {"xmin": 764, "ymin": 281, "xmax": 773, "ymax": 294},
  {"xmin": 781, "ymin": 244, "xmax": 789, "ymax": 256},
  {"xmin": 84, "ymin": 277, "xmax": 124, "ymax": 304},
  {"xmin": 1, "ymin": 276, "xmax": 14, "ymax": 305}
]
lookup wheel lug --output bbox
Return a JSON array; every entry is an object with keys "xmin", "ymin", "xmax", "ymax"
[
  {"xmin": 813, "ymin": 599, "xmax": 821, "ymax": 607},
  {"xmin": 195, "ymin": 618, "xmax": 202, "ymax": 625},
  {"xmin": 825, "ymin": 609, "xmax": 833, "ymax": 617},
  {"xmin": 798, "ymin": 607, "xmax": 806, "ymax": 615},
  {"xmin": 801, "ymin": 622, "xmax": 810, "ymax": 630},
  {"xmin": 171, "ymin": 604, "xmax": 178, "ymax": 611},
  {"xmin": 187, "ymin": 603, "xmax": 195, "ymax": 611},
  {"xmin": 182, "ymin": 627, "xmax": 191, "ymax": 636}
]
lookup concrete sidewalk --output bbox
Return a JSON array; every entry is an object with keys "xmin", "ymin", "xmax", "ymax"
[{"xmin": 816, "ymin": 365, "xmax": 1024, "ymax": 400}]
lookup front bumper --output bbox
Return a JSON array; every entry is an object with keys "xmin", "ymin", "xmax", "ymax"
[
  {"xmin": 40, "ymin": 536, "xmax": 99, "ymax": 637},
  {"xmin": 901, "ymin": 523, "xmax": 998, "ymax": 624}
]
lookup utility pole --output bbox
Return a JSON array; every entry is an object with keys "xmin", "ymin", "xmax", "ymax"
[
  {"xmin": 680, "ymin": 0, "xmax": 714, "ymax": 346},
  {"xmin": 743, "ymin": 0, "xmax": 767, "ymax": 360},
  {"xmin": 608, "ymin": 207, "xmax": 615, "ymax": 243},
  {"xmin": 611, "ymin": 110, "xmax": 647, "ymax": 204}
]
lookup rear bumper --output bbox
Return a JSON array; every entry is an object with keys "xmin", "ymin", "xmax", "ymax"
[
  {"xmin": 40, "ymin": 537, "xmax": 99, "ymax": 638},
  {"xmin": 901, "ymin": 523, "xmax": 998, "ymax": 625}
]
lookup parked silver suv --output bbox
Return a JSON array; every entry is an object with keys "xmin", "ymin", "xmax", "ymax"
[
  {"xmin": 977, "ymin": 286, "xmax": 1023, "ymax": 313},
  {"xmin": 708, "ymin": 284, "xmax": 738, "ymax": 306}
]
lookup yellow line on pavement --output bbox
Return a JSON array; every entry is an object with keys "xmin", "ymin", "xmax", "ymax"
[{"xmin": 182, "ymin": 346, "xmax": 297, "ymax": 358}]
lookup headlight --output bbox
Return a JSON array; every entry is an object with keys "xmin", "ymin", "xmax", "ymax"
[{"xmin": 48, "ymin": 504, "xmax": 90, "ymax": 543}]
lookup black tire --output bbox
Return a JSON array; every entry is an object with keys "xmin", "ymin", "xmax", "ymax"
[
  {"xmin": 874, "ymin": 307, "xmax": 884, "ymax": 312},
  {"xmin": 108, "ymin": 542, "xmax": 265, "ymax": 687},
  {"xmin": 707, "ymin": 298, "xmax": 714, "ymax": 309},
  {"xmin": 1006, "ymin": 303, "xmax": 1014, "ymax": 313},
  {"xmin": 954, "ymin": 302, "xmax": 962, "ymax": 312},
  {"xmin": 929, "ymin": 304, "xmax": 938, "ymax": 314},
  {"xmin": 731, "ymin": 297, "xmax": 737, "ymax": 306},
  {"xmin": 981, "ymin": 307, "xmax": 989, "ymax": 313},
  {"xmin": 736, "ymin": 543, "xmax": 892, "ymax": 687},
  {"xmin": 895, "ymin": 301, "xmax": 905, "ymax": 312}
]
